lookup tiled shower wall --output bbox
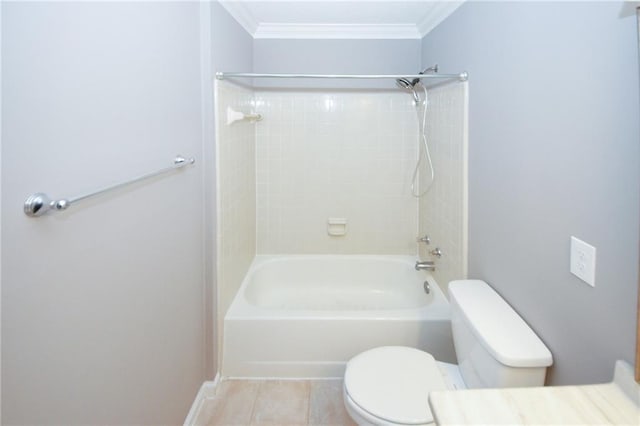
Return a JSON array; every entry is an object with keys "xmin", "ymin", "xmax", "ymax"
[
  {"xmin": 215, "ymin": 81, "xmax": 256, "ymax": 356},
  {"xmin": 215, "ymin": 83, "xmax": 468, "ymax": 307},
  {"xmin": 254, "ymin": 90, "xmax": 419, "ymax": 254},
  {"xmin": 418, "ymin": 82, "xmax": 469, "ymax": 291}
]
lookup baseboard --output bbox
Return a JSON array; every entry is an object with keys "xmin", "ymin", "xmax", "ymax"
[{"xmin": 183, "ymin": 374, "xmax": 220, "ymax": 426}]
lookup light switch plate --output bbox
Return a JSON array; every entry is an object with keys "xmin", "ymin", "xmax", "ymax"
[{"xmin": 570, "ymin": 236, "xmax": 596, "ymax": 287}]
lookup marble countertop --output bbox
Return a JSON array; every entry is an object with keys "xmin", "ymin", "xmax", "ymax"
[{"xmin": 429, "ymin": 361, "xmax": 640, "ymax": 425}]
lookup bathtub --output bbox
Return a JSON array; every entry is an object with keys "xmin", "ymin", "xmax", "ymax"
[{"xmin": 222, "ymin": 255, "xmax": 456, "ymax": 378}]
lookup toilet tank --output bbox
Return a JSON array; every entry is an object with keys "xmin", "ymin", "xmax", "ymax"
[{"xmin": 449, "ymin": 280, "xmax": 553, "ymax": 389}]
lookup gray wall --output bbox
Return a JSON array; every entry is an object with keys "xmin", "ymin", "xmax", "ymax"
[
  {"xmin": 2, "ymin": 2, "xmax": 206, "ymax": 423},
  {"xmin": 212, "ymin": 2, "xmax": 254, "ymax": 74},
  {"xmin": 253, "ymin": 38, "xmax": 421, "ymax": 88},
  {"xmin": 422, "ymin": 1, "xmax": 639, "ymax": 385}
]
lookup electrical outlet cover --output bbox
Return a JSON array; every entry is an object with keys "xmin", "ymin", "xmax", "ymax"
[{"xmin": 570, "ymin": 236, "xmax": 596, "ymax": 287}]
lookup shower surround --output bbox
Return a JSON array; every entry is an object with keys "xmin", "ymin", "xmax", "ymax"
[
  {"xmin": 215, "ymin": 79, "xmax": 468, "ymax": 376},
  {"xmin": 254, "ymin": 89, "xmax": 419, "ymax": 254},
  {"xmin": 215, "ymin": 81, "xmax": 256, "ymax": 360},
  {"xmin": 419, "ymin": 82, "xmax": 469, "ymax": 291}
]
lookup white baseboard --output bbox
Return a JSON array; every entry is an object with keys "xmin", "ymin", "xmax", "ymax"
[{"xmin": 183, "ymin": 374, "xmax": 221, "ymax": 426}]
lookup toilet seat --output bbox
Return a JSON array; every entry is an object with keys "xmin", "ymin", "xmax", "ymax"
[
  {"xmin": 343, "ymin": 346, "xmax": 451, "ymax": 425},
  {"xmin": 344, "ymin": 389, "xmax": 419, "ymax": 426}
]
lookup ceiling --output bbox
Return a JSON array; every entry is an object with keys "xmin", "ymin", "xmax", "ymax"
[{"xmin": 219, "ymin": 1, "xmax": 465, "ymax": 39}]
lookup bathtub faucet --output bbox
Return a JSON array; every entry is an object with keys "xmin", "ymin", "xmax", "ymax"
[{"xmin": 415, "ymin": 261, "xmax": 436, "ymax": 271}]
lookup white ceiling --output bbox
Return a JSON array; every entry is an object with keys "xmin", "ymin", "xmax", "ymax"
[{"xmin": 219, "ymin": 1, "xmax": 465, "ymax": 39}]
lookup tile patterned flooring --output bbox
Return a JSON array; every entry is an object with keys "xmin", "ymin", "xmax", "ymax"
[{"xmin": 194, "ymin": 379, "xmax": 357, "ymax": 426}]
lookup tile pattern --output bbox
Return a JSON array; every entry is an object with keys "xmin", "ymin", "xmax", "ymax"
[
  {"xmin": 418, "ymin": 82, "xmax": 469, "ymax": 292},
  {"xmin": 215, "ymin": 80, "xmax": 257, "ymax": 354},
  {"xmin": 254, "ymin": 90, "xmax": 419, "ymax": 255},
  {"xmin": 194, "ymin": 379, "xmax": 356, "ymax": 426}
]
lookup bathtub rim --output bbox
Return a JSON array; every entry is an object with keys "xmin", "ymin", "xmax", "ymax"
[{"xmin": 225, "ymin": 254, "xmax": 451, "ymax": 321}]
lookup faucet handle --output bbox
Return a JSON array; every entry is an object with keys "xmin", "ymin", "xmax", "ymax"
[
  {"xmin": 430, "ymin": 247, "xmax": 443, "ymax": 258},
  {"xmin": 416, "ymin": 235, "xmax": 431, "ymax": 244}
]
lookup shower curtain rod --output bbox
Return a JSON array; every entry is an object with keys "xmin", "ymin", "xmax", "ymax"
[{"xmin": 215, "ymin": 71, "xmax": 468, "ymax": 81}]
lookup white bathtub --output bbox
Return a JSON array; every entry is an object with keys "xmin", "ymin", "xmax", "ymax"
[{"xmin": 222, "ymin": 255, "xmax": 456, "ymax": 378}]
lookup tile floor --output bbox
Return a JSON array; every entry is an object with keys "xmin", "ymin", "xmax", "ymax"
[{"xmin": 194, "ymin": 379, "xmax": 357, "ymax": 426}]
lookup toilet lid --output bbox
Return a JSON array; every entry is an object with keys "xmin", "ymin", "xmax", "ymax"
[{"xmin": 344, "ymin": 346, "xmax": 448, "ymax": 425}]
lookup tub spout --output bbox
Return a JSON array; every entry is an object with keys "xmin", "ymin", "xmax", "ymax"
[{"xmin": 415, "ymin": 261, "xmax": 436, "ymax": 271}]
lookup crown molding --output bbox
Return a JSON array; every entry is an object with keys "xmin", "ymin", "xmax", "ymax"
[
  {"xmin": 219, "ymin": 1, "xmax": 464, "ymax": 40},
  {"xmin": 416, "ymin": 1, "xmax": 464, "ymax": 37},
  {"xmin": 218, "ymin": 1, "xmax": 260, "ymax": 36},
  {"xmin": 254, "ymin": 23, "xmax": 422, "ymax": 40}
]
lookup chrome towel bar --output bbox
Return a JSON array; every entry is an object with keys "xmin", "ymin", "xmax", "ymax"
[{"xmin": 24, "ymin": 155, "xmax": 195, "ymax": 217}]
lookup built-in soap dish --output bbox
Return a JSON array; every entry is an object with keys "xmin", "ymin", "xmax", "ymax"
[{"xmin": 327, "ymin": 218, "xmax": 347, "ymax": 236}]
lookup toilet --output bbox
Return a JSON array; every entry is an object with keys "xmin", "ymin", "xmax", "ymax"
[{"xmin": 343, "ymin": 279, "xmax": 553, "ymax": 426}]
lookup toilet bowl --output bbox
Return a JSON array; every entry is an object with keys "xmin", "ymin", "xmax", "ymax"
[{"xmin": 343, "ymin": 280, "xmax": 553, "ymax": 426}]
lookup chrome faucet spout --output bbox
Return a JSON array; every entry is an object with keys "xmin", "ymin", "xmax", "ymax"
[{"xmin": 415, "ymin": 261, "xmax": 436, "ymax": 271}]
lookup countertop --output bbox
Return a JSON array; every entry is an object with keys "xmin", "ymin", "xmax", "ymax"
[{"xmin": 429, "ymin": 361, "xmax": 640, "ymax": 425}]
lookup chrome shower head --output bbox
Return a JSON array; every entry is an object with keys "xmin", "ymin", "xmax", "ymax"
[
  {"xmin": 396, "ymin": 64, "xmax": 438, "ymax": 104},
  {"xmin": 395, "ymin": 77, "xmax": 421, "ymax": 104},
  {"xmin": 396, "ymin": 64, "xmax": 438, "ymax": 91},
  {"xmin": 395, "ymin": 77, "xmax": 415, "ymax": 90}
]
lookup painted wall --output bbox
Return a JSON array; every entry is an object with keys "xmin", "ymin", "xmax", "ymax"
[
  {"xmin": 200, "ymin": 0, "xmax": 217, "ymax": 383},
  {"xmin": 422, "ymin": 1, "xmax": 639, "ymax": 385},
  {"xmin": 212, "ymin": 1, "xmax": 254, "ymax": 74},
  {"xmin": 2, "ymin": 2, "xmax": 205, "ymax": 424},
  {"xmin": 253, "ymin": 38, "xmax": 421, "ymax": 89}
]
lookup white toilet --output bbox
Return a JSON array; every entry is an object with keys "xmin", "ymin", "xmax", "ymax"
[{"xmin": 343, "ymin": 279, "xmax": 553, "ymax": 426}]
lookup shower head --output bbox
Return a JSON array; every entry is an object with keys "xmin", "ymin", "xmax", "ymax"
[
  {"xmin": 396, "ymin": 64, "xmax": 438, "ymax": 104},
  {"xmin": 395, "ymin": 77, "xmax": 421, "ymax": 104},
  {"xmin": 395, "ymin": 77, "xmax": 418, "ymax": 90},
  {"xmin": 396, "ymin": 64, "xmax": 438, "ymax": 89}
]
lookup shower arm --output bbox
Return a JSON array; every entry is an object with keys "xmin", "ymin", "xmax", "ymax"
[{"xmin": 419, "ymin": 65, "xmax": 439, "ymax": 75}]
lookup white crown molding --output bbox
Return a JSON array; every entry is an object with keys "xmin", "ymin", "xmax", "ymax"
[
  {"xmin": 416, "ymin": 1, "xmax": 464, "ymax": 37},
  {"xmin": 218, "ymin": 1, "xmax": 260, "ymax": 36},
  {"xmin": 254, "ymin": 23, "xmax": 422, "ymax": 40},
  {"xmin": 219, "ymin": 1, "xmax": 465, "ymax": 40}
]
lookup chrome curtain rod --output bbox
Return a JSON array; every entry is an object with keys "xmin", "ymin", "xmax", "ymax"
[
  {"xmin": 216, "ymin": 71, "xmax": 468, "ymax": 81},
  {"xmin": 24, "ymin": 155, "xmax": 195, "ymax": 217}
]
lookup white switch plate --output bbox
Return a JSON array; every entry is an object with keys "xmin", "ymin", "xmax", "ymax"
[{"xmin": 570, "ymin": 236, "xmax": 596, "ymax": 287}]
